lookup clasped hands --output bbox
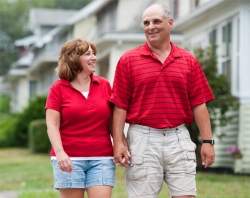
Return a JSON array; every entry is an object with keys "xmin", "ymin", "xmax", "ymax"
[{"xmin": 113, "ymin": 141, "xmax": 131, "ymax": 167}]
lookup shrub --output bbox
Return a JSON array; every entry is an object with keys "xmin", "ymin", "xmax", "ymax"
[
  {"xmin": 28, "ymin": 119, "xmax": 50, "ymax": 153},
  {"xmin": 0, "ymin": 114, "xmax": 19, "ymax": 147},
  {"xmin": 188, "ymin": 46, "xmax": 239, "ymax": 167},
  {"xmin": 0, "ymin": 94, "xmax": 10, "ymax": 113},
  {"xmin": 14, "ymin": 96, "xmax": 47, "ymax": 147}
]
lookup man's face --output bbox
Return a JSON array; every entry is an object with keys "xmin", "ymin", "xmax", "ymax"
[{"xmin": 142, "ymin": 9, "xmax": 173, "ymax": 45}]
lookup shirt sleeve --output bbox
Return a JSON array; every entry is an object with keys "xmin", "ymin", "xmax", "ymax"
[
  {"xmin": 45, "ymin": 83, "xmax": 61, "ymax": 112},
  {"xmin": 188, "ymin": 58, "xmax": 215, "ymax": 108},
  {"xmin": 110, "ymin": 55, "xmax": 131, "ymax": 110}
]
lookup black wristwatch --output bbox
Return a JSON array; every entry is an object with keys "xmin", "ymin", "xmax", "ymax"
[{"xmin": 201, "ymin": 139, "xmax": 215, "ymax": 145}]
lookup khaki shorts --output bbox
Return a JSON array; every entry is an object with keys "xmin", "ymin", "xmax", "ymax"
[{"xmin": 126, "ymin": 124, "xmax": 197, "ymax": 198}]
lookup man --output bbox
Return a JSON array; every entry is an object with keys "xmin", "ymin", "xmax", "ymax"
[{"xmin": 111, "ymin": 3, "xmax": 215, "ymax": 198}]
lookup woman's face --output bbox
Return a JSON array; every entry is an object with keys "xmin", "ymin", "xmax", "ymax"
[{"xmin": 79, "ymin": 46, "xmax": 96, "ymax": 75}]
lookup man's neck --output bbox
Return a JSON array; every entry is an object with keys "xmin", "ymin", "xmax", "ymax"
[{"xmin": 148, "ymin": 41, "xmax": 172, "ymax": 63}]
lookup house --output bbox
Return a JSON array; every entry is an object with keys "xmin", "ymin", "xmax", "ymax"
[
  {"xmin": 172, "ymin": 0, "xmax": 250, "ymax": 173},
  {"xmin": 6, "ymin": 8, "xmax": 77, "ymax": 112},
  {"xmin": 27, "ymin": 0, "xmax": 182, "ymax": 87},
  {"xmin": 0, "ymin": 77, "xmax": 9, "ymax": 95},
  {"xmin": 26, "ymin": 0, "xmax": 182, "ymax": 92},
  {"xmin": 6, "ymin": 0, "xmax": 250, "ymax": 173}
]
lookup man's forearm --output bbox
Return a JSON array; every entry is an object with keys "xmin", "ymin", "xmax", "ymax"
[
  {"xmin": 193, "ymin": 103, "xmax": 213, "ymax": 140},
  {"xmin": 112, "ymin": 106, "xmax": 127, "ymax": 143}
]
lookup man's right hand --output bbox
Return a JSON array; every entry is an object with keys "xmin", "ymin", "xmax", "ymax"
[{"xmin": 113, "ymin": 140, "xmax": 131, "ymax": 167}]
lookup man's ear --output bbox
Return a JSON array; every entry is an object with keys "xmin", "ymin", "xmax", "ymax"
[{"xmin": 168, "ymin": 18, "xmax": 174, "ymax": 26}]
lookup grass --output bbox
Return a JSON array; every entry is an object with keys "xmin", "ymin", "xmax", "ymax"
[{"xmin": 1, "ymin": 148, "xmax": 250, "ymax": 198}]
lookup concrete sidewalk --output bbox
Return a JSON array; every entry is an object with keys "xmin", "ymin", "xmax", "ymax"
[{"xmin": 0, "ymin": 191, "xmax": 18, "ymax": 198}]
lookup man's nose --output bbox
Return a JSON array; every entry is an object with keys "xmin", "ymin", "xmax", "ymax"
[{"xmin": 147, "ymin": 22, "xmax": 155, "ymax": 29}]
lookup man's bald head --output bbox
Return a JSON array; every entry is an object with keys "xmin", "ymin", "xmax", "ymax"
[{"xmin": 142, "ymin": 3, "xmax": 171, "ymax": 19}]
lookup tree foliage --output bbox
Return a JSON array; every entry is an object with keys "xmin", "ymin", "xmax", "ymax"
[
  {"xmin": 12, "ymin": 95, "xmax": 47, "ymax": 147},
  {"xmin": 0, "ymin": 94, "xmax": 10, "ymax": 113},
  {"xmin": 189, "ymin": 46, "xmax": 239, "ymax": 143},
  {"xmin": 0, "ymin": 0, "xmax": 90, "ymax": 75}
]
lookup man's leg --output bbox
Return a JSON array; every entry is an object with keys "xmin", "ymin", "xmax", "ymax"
[
  {"xmin": 164, "ymin": 126, "xmax": 197, "ymax": 198},
  {"xmin": 126, "ymin": 125, "xmax": 164, "ymax": 198}
]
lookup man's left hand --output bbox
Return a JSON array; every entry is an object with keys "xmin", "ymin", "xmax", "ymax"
[{"xmin": 200, "ymin": 143, "xmax": 215, "ymax": 168}]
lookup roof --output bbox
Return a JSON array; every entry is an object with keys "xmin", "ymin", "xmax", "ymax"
[
  {"xmin": 35, "ymin": 26, "xmax": 63, "ymax": 47},
  {"xmin": 13, "ymin": 52, "xmax": 34, "ymax": 67},
  {"xmin": 67, "ymin": 0, "xmax": 113, "ymax": 24},
  {"xmin": 29, "ymin": 8, "xmax": 77, "ymax": 28},
  {"xmin": 30, "ymin": 0, "xmax": 114, "ymax": 47},
  {"xmin": 15, "ymin": 35, "xmax": 37, "ymax": 47},
  {"xmin": 174, "ymin": 0, "xmax": 229, "ymax": 32}
]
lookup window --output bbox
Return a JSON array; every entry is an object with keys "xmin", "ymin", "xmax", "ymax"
[
  {"xmin": 29, "ymin": 80, "xmax": 37, "ymax": 98},
  {"xmin": 222, "ymin": 22, "xmax": 232, "ymax": 57},
  {"xmin": 209, "ymin": 29, "xmax": 217, "ymax": 53},
  {"xmin": 97, "ymin": 1, "xmax": 118, "ymax": 36},
  {"xmin": 170, "ymin": 0, "xmax": 179, "ymax": 19},
  {"xmin": 209, "ymin": 29, "xmax": 217, "ymax": 45},
  {"xmin": 98, "ymin": 57, "xmax": 109, "ymax": 79},
  {"xmin": 194, "ymin": 0, "xmax": 200, "ymax": 8},
  {"xmin": 222, "ymin": 60, "xmax": 231, "ymax": 81},
  {"xmin": 221, "ymin": 22, "xmax": 232, "ymax": 82}
]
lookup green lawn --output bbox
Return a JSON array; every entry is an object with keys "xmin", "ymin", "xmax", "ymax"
[{"xmin": 1, "ymin": 148, "xmax": 250, "ymax": 198}]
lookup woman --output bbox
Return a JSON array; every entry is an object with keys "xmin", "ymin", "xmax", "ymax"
[{"xmin": 45, "ymin": 39, "xmax": 114, "ymax": 198}]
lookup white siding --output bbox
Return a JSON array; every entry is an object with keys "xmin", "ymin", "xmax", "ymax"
[
  {"xmin": 213, "ymin": 113, "xmax": 238, "ymax": 169},
  {"xmin": 116, "ymin": 0, "xmax": 148, "ymax": 31},
  {"xmin": 73, "ymin": 16, "xmax": 96, "ymax": 40},
  {"xmin": 35, "ymin": 67, "xmax": 57, "ymax": 96},
  {"xmin": 234, "ymin": 3, "xmax": 250, "ymax": 173},
  {"xmin": 235, "ymin": 103, "xmax": 250, "ymax": 173},
  {"xmin": 238, "ymin": 4, "xmax": 250, "ymax": 99},
  {"xmin": 178, "ymin": 0, "xmax": 191, "ymax": 18},
  {"xmin": 11, "ymin": 78, "xmax": 30, "ymax": 112}
]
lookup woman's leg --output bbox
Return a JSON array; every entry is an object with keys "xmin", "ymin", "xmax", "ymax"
[
  {"xmin": 85, "ymin": 159, "xmax": 115, "ymax": 198},
  {"xmin": 87, "ymin": 186, "xmax": 112, "ymax": 198},
  {"xmin": 59, "ymin": 189, "xmax": 85, "ymax": 198}
]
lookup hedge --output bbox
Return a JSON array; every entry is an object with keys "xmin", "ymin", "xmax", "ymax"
[{"xmin": 28, "ymin": 119, "xmax": 50, "ymax": 153}]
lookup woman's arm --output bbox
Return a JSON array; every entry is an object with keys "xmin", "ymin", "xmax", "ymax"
[{"xmin": 46, "ymin": 109, "xmax": 72, "ymax": 172}]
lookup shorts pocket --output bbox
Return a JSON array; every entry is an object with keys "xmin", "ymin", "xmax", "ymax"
[
  {"xmin": 179, "ymin": 140, "xmax": 197, "ymax": 174},
  {"xmin": 126, "ymin": 156, "xmax": 146, "ymax": 181},
  {"xmin": 127, "ymin": 128, "xmax": 148, "ymax": 158},
  {"xmin": 126, "ymin": 128, "xmax": 148, "ymax": 181}
]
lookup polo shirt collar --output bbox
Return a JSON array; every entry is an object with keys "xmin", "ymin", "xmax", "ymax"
[
  {"xmin": 59, "ymin": 74, "xmax": 100, "ymax": 86},
  {"xmin": 91, "ymin": 74, "xmax": 101, "ymax": 84},
  {"xmin": 140, "ymin": 42, "xmax": 182, "ymax": 58}
]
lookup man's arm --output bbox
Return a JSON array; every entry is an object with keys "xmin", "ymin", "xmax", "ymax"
[
  {"xmin": 193, "ymin": 103, "xmax": 215, "ymax": 168},
  {"xmin": 112, "ymin": 106, "xmax": 130, "ymax": 167}
]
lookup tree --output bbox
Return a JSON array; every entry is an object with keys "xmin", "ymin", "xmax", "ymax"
[
  {"xmin": 188, "ymin": 46, "xmax": 239, "ymax": 166},
  {"xmin": 53, "ymin": 0, "xmax": 91, "ymax": 9},
  {"xmin": 0, "ymin": 0, "xmax": 27, "ymax": 75},
  {"xmin": 0, "ymin": 94, "xmax": 10, "ymax": 113},
  {"xmin": 0, "ymin": 0, "xmax": 91, "ymax": 75},
  {"xmin": 195, "ymin": 46, "xmax": 238, "ymax": 128}
]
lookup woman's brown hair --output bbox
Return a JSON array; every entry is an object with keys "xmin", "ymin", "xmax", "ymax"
[{"xmin": 56, "ymin": 39, "xmax": 96, "ymax": 81}]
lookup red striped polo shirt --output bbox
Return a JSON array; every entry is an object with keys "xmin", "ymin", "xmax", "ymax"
[
  {"xmin": 45, "ymin": 75, "xmax": 113, "ymax": 157},
  {"xmin": 110, "ymin": 42, "xmax": 214, "ymax": 128}
]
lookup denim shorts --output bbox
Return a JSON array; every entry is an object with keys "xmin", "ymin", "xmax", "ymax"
[{"xmin": 51, "ymin": 159, "xmax": 115, "ymax": 189}]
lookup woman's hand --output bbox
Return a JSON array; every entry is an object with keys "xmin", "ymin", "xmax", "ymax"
[{"xmin": 56, "ymin": 150, "xmax": 72, "ymax": 172}]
